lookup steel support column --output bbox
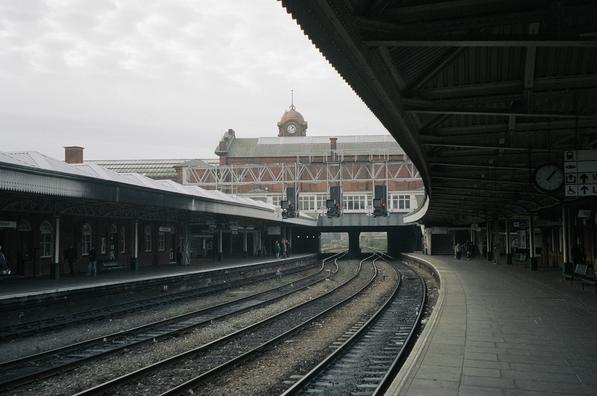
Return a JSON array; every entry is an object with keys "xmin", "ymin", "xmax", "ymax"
[
  {"xmin": 132, "ymin": 220, "xmax": 139, "ymax": 271},
  {"xmin": 486, "ymin": 222, "xmax": 492, "ymax": 261},
  {"xmin": 349, "ymin": 230, "xmax": 361, "ymax": 257},
  {"xmin": 182, "ymin": 223, "xmax": 190, "ymax": 265},
  {"xmin": 53, "ymin": 216, "xmax": 60, "ymax": 280},
  {"xmin": 218, "ymin": 230, "xmax": 223, "ymax": 262},
  {"xmin": 562, "ymin": 207, "xmax": 570, "ymax": 264},
  {"xmin": 529, "ymin": 215, "xmax": 537, "ymax": 271},
  {"xmin": 506, "ymin": 220, "xmax": 512, "ymax": 264},
  {"xmin": 243, "ymin": 230, "xmax": 248, "ymax": 257}
]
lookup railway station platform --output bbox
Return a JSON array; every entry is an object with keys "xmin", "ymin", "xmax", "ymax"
[
  {"xmin": 0, "ymin": 254, "xmax": 317, "ymax": 302},
  {"xmin": 390, "ymin": 254, "xmax": 597, "ymax": 396}
]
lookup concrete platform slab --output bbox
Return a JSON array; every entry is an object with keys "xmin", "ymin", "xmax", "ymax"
[
  {"xmin": 387, "ymin": 254, "xmax": 597, "ymax": 396},
  {"xmin": 0, "ymin": 254, "xmax": 316, "ymax": 301}
]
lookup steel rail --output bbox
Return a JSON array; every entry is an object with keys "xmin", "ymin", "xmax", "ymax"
[
  {"xmin": 0, "ymin": 258, "xmax": 319, "ymax": 340},
  {"xmin": 157, "ymin": 253, "xmax": 379, "ymax": 396},
  {"xmin": 74, "ymin": 254, "xmax": 376, "ymax": 396},
  {"xmin": 281, "ymin": 260, "xmax": 426, "ymax": 396},
  {"xmin": 0, "ymin": 253, "xmax": 345, "ymax": 392}
]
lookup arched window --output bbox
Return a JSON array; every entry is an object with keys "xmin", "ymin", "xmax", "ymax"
[
  {"xmin": 81, "ymin": 223, "xmax": 92, "ymax": 255},
  {"xmin": 39, "ymin": 220, "xmax": 53, "ymax": 258},
  {"xmin": 144, "ymin": 225, "xmax": 152, "ymax": 252}
]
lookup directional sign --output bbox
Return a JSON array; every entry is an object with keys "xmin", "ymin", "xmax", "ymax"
[{"xmin": 565, "ymin": 150, "xmax": 597, "ymax": 196}]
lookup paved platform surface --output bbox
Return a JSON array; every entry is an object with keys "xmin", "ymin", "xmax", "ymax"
[
  {"xmin": 0, "ymin": 254, "xmax": 315, "ymax": 301},
  {"xmin": 391, "ymin": 254, "xmax": 597, "ymax": 396}
]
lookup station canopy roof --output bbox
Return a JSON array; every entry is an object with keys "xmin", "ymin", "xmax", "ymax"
[
  {"xmin": 223, "ymin": 135, "xmax": 405, "ymax": 157},
  {"xmin": 87, "ymin": 159, "xmax": 208, "ymax": 179},
  {"xmin": 0, "ymin": 151, "xmax": 275, "ymax": 212},
  {"xmin": 281, "ymin": 0, "xmax": 597, "ymax": 225}
]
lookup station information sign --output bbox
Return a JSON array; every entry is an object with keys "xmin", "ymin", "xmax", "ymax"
[{"xmin": 564, "ymin": 150, "xmax": 597, "ymax": 197}]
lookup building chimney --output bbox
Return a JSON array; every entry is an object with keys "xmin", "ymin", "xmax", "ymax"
[
  {"xmin": 64, "ymin": 146, "xmax": 84, "ymax": 164},
  {"xmin": 330, "ymin": 137, "xmax": 337, "ymax": 151},
  {"xmin": 329, "ymin": 137, "xmax": 338, "ymax": 160}
]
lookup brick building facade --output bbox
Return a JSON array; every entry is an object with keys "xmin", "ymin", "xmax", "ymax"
[{"xmin": 182, "ymin": 105, "xmax": 425, "ymax": 217}]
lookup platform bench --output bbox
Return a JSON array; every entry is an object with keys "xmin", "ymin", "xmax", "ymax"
[
  {"xmin": 564, "ymin": 263, "xmax": 596, "ymax": 294},
  {"xmin": 562, "ymin": 262, "xmax": 579, "ymax": 281},
  {"xmin": 581, "ymin": 265, "xmax": 596, "ymax": 294}
]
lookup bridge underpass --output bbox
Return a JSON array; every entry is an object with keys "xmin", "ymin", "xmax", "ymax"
[{"xmin": 303, "ymin": 224, "xmax": 421, "ymax": 257}]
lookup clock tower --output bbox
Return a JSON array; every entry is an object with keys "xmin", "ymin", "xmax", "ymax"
[{"xmin": 277, "ymin": 91, "xmax": 308, "ymax": 137}]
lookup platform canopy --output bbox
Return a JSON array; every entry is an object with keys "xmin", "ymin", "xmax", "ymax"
[
  {"xmin": 281, "ymin": 0, "xmax": 597, "ymax": 225},
  {"xmin": 0, "ymin": 151, "xmax": 316, "ymax": 227}
]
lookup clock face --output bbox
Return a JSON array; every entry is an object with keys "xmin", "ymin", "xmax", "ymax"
[
  {"xmin": 534, "ymin": 164, "xmax": 564, "ymax": 192},
  {"xmin": 286, "ymin": 123, "xmax": 297, "ymax": 134}
]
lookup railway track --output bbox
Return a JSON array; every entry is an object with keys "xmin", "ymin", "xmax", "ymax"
[
  {"xmin": 282, "ymin": 258, "xmax": 426, "ymax": 396},
  {"xmin": 72, "ymin": 253, "xmax": 378, "ymax": 396},
  {"xmin": 0, "ymin": 252, "xmax": 346, "ymax": 392},
  {"xmin": 0, "ymin": 257, "xmax": 319, "ymax": 340}
]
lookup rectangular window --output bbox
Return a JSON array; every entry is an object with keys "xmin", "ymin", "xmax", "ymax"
[
  {"xmin": 343, "ymin": 195, "xmax": 369, "ymax": 212},
  {"xmin": 316, "ymin": 195, "xmax": 326, "ymax": 212},
  {"xmin": 158, "ymin": 231, "xmax": 166, "ymax": 251},
  {"xmin": 399, "ymin": 195, "xmax": 411, "ymax": 210},
  {"xmin": 40, "ymin": 233, "xmax": 53, "ymax": 258},
  {"xmin": 391, "ymin": 194, "xmax": 412, "ymax": 211},
  {"xmin": 299, "ymin": 195, "xmax": 319, "ymax": 211}
]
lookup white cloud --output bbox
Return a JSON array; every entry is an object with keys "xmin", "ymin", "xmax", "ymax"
[{"xmin": 0, "ymin": 0, "xmax": 386, "ymax": 160}]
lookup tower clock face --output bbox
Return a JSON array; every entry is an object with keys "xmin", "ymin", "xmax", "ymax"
[{"xmin": 286, "ymin": 123, "xmax": 297, "ymax": 134}]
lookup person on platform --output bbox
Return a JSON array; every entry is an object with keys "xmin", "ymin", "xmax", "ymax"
[
  {"xmin": 274, "ymin": 240, "xmax": 281, "ymax": 259},
  {"xmin": 465, "ymin": 241, "xmax": 473, "ymax": 259},
  {"xmin": 0, "ymin": 245, "xmax": 10, "ymax": 275},
  {"xmin": 87, "ymin": 246, "xmax": 97, "ymax": 276},
  {"xmin": 282, "ymin": 239, "xmax": 288, "ymax": 258},
  {"xmin": 454, "ymin": 242, "xmax": 462, "ymax": 260},
  {"xmin": 65, "ymin": 245, "xmax": 77, "ymax": 275},
  {"xmin": 285, "ymin": 239, "xmax": 291, "ymax": 257}
]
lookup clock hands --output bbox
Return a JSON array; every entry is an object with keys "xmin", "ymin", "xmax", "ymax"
[{"xmin": 546, "ymin": 169, "xmax": 558, "ymax": 181}]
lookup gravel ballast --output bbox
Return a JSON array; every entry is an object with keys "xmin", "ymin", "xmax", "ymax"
[
  {"xmin": 193, "ymin": 260, "xmax": 399, "ymax": 396},
  {"xmin": 0, "ymin": 266, "xmax": 321, "ymax": 362},
  {"xmin": 10, "ymin": 261, "xmax": 355, "ymax": 396}
]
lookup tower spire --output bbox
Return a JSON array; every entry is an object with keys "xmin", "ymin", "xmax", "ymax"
[{"xmin": 290, "ymin": 89, "xmax": 295, "ymax": 110}]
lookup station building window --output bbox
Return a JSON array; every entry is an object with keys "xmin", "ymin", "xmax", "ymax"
[
  {"xmin": 39, "ymin": 220, "xmax": 53, "ymax": 258},
  {"xmin": 158, "ymin": 231, "xmax": 166, "ymax": 251},
  {"xmin": 391, "ymin": 194, "xmax": 412, "ymax": 211},
  {"xmin": 81, "ymin": 223, "xmax": 92, "ymax": 255},
  {"xmin": 144, "ymin": 225, "xmax": 152, "ymax": 252},
  {"xmin": 299, "ymin": 194, "xmax": 327, "ymax": 212},
  {"xmin": 343, "ymin": 194, "xmax": 369, "ymax": 212}
]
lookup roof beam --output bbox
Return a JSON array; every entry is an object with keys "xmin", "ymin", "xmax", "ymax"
[
  {"xmin": 377, "ymin": 47, "xmax": 406, "ymax": 90},
  {"xmin": 405, "ymin": 106, "xmax": 590, "ymax": 119},
  {"xmin": 432, "ymin": 175, "xmax": 529, "ymax": 185},
  {"xmin": 430, "ymin": 162, "xmax": 532, "ymax": 170},
  {"xmin": 409, "ymin": 48, "xmax": 465, "ymax": 90},
  {"xmin": 412, "ymin": 75, "xmax": 597, "ymax": 99},
  {"xmin": 432, "ymin": 185, "xmax": 546, "ymax": 197},
  {"xmin": 366, "ymin": 35, "xmax": 597, "ymax": 48},
  {"xmin": 425, "ymin": 119, "xmax": 597, "ymax": 137},
  {"xmin": 422, "ymin": 142, "xmax": 551, "ymax": 152}
]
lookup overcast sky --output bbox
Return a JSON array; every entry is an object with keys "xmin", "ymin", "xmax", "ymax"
[{"xmin": 0, "ymin": 0, "xmax": 387, "ymax": 160}]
